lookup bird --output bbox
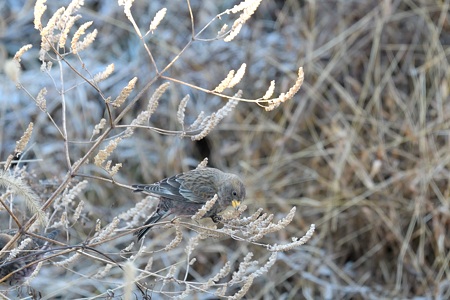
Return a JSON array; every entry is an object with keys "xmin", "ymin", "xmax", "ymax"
[
  {"xmin": 0, "ymin": 230, "xmax": 59, "ymax": 285},
  {"xmin": 132, "ymin": 167, "xmax": 246, "ymax": 241}
]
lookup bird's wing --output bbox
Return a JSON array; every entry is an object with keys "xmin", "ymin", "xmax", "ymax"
[
  {"xmin": 177, "ymin": 172, "xmax": 217, "ymax": 203},
  {"xmin": 132, "ymin": 170, "xmax": 217, "ymax": 204},
  {"xmin": 132, "ymin": 180, "xmax": 186, "ymax": 202}
]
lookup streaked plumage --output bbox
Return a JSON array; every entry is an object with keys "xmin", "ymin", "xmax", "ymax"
[
  {"xmin": 133, "ymin": 167, "xmax": 246, "ymax": 241},
  {"xmin": 0, "ymin": 230, "xmax": 59, "ymax": 285}
]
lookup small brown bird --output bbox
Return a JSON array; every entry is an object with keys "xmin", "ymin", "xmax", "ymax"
[
  {"xmin": 0, "ymin": 230, "xmax": 59, "ymax": 285},
  {"xmin": 133, "ymin": 167, "xmax": 246, "ymax": 240}
]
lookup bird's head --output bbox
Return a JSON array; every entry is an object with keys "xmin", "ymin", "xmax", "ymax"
[{"xmin": 218, "ymin": 175, "xmax": 246, "ymax": 209}]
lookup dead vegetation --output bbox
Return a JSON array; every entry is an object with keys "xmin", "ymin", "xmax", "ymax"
[{"xmin": 0, "ymin": 0, "xmax": 449, "ymax": 299}]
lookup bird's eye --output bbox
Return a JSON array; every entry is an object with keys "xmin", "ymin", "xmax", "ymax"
[{"xmin": 232, "ymin": 191, "xmax": 238, "ymax": 197}]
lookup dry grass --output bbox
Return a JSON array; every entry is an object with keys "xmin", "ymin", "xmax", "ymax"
[{"xmin": 1, "ymin": 0, "xmax": 449, "ymax": 299}]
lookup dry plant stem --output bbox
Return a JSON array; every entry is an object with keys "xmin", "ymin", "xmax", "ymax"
[
  {"xmin": 56, "ymin": 54, "xmax": 71, "ymax": 168},
  {"xmin": 0, "ymin": 251, "xmax": 58, "ymax": 284},
  {"xmin": 21, "ymin": 24, "xmax": 181, "ymax": 235},
  {"xmin": 147, "ymin": 2, "xmax": 198, "ymax": 75},
  {"xmin": 1, "ymin": 202, "xmax": 59, "ymax": 260},
  {"xmin": 87, "ymin": 229, "xmax": 137, "ymax": 247},
  {"xmin": 0, "ymin": 244, "xmax": 124, "ymax": 284},
  {"xmin": 158, "ymin": 39, "xmax": 194, "ymax": 77},
  {"xmin": 161, "ymin": 75, "xmax": 273, "ymax": 104},
  {"xmin": 186, "ymin": 0, "xmax": 196, "ymax": 36},
  {"xmin": 188, "ymin": 0, "xmax": 255, "ymax": 42},
  {"xmin": 0, "ymin": 193, "xmax": 22, "ymax": 228},
  {"xmin": 0, "ymin": 159, "xmax": 43, "ymax": 167},
  {"xmin": 113, "ymin": 76, "xmax": 159, "ymax": 125},
  {"xmin": 0, "ymin": 199, "xmax": 23, "ymax": 261},
  {"xmin": 130, "ymin": 9, "xmax": 157, "ymax": 73},
  {"xmin": 0, "ymin": 235, "xmax": 19, "ymax": 261},
  {"xmin": 19, "ymin": 127, "xmax": 111, "ymax": 234},
  {"xmin": 141, "ymin": 40, "xmax": 158, "ymax": 73},
  {"xmin": 190, "ymin": 5, "xmax": 228, "ymax": 41},
  {"xmin": 44, "ymin": 36, "xmax": 114, "ymax": 127},
  {"xmin": 19, "ymin": 63, "xmax": 158, "ymax": 234},
  {"xmin": 179, "ymin": 222, "xmax": 267, "ymax": 247},
  {"xmin": 0, "ymin": 234, "xmax": 66, "ymax": 283},
  {"xmin": 45, "ymin": 37, "xmax": 107, "ymax": 98},
  {"xmin": 75, "ymin": 173, "xmax": 133, "ymax": 191},
  {"xmin": 8, "ymin": 186, "xmax": 14, "ymax": 229},
  {"xmin": 16, "ymin": 83, "xmax": 63, "ymax": 138},
  {"xmin": 115, "ymin": 124, "xmax": 202, "ymax": 136}
]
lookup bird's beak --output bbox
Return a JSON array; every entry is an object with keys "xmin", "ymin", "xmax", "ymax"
[{"xmin": 232, "ymin": 200, "xmax": 240, "ymax": 208}]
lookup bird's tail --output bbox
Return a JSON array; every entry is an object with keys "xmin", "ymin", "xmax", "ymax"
[{"xmin": 135, "ymin": 212, "xmax": 163, "ymax": 241}]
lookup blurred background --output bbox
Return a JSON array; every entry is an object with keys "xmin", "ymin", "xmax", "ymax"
[{"xmin": 1, "ymin": 0, "xmax": 449, "ymax": 299}]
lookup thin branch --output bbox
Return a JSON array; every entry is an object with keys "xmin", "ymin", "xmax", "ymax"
[
  {"xmin": 56, "ymin": 52, "xmax": 71, "ymax": 169},
  {"xmin": 186, "ymin": 0, "xmax": 196, "ymax": 38},
  {"xmin": 44, "ymin": 36, "xmax": 114, "ymax": 127}
]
